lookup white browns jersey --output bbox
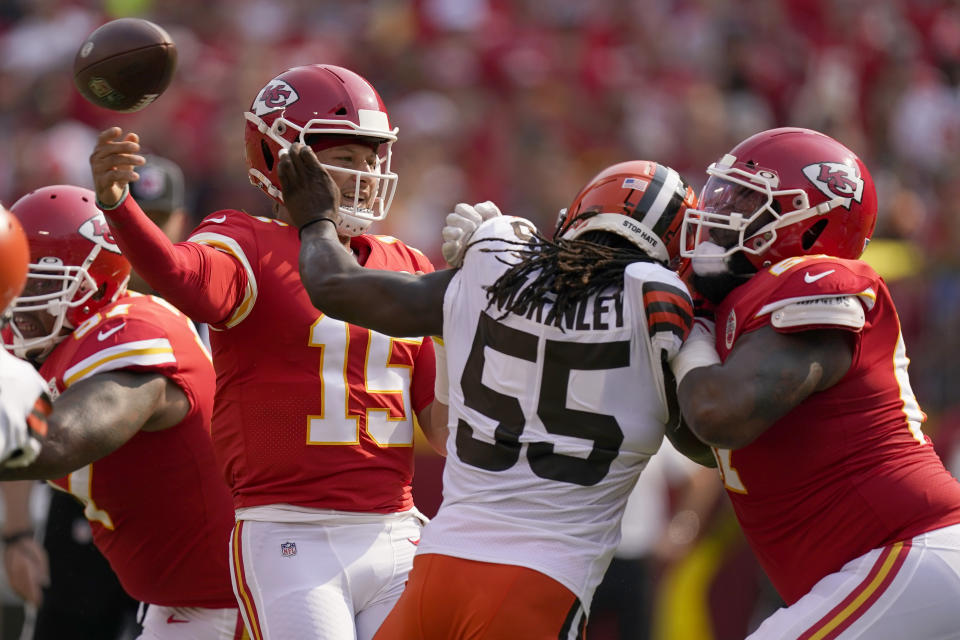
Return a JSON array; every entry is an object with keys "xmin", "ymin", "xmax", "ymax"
[
  {"xmin": 421, "ymin": 216, "xmax": 693, "ymax": 611},
  {"xmin": 0, "ymin": 346, "xmax": 50, "ymax": 463}
]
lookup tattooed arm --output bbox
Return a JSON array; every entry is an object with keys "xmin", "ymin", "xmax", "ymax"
[
  {"xmin": 677, "ymin": 325, "xmax": 853, "ymax": 449},
  {"xmin": 0, "ymin": 371, "xmax": 188, "ymax": 481}
]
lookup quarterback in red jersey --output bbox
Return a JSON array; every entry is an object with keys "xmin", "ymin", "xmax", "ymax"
[
  {"xmin": 89, "ymin": 64, "xmax": 444, "ymax": 640},
  {"xmin": 673, "ymin": 127, "xmax": 960, "ymax": 638},
  {"xmin": 0, "ymin": 186, "xmax": 243, "ymax": 639}
]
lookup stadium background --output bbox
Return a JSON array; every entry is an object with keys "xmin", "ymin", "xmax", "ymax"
[{"xmin": 1, "ymin": 0, "xmax": 960, "ymax": 638}]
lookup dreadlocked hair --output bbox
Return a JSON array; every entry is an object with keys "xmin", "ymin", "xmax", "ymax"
[{"xmin": 482, "ymin": 228, "xmax": 657, "ymax": 326}]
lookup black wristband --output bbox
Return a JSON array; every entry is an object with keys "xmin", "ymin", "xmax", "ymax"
[
  {"xmin": 2, "ymin": 530, "xmax": 33, "ymax": 546},
  {"xmin": 298, "ymin": 217, "xmax": 338, "ymax": 240}
]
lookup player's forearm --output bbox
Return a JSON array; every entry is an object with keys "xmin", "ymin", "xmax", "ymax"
[
  {"xmin": 678, "ymin": 328, "xmax": 827, "ymax": 448},
  {"xmin": 677, "ymin": 366, "xmax": 772, "ymax": 449},
  {"xmin": 298, "ymin": 224, "xmax": 368, "ymax": 317},
  {"xmin": 299, "ymin": 225, "xmax": 449, "ymax": 336},
  {"xmin": 0, "ymin": 374, "xmax": 159, "ymax": 481},
  {"xmin": 0, "ymin": 482, "xmax": 35, "ymax": 533},
  {"xmin": 102, "ymin": 194, "xmax": 243, "ymax": 323}
]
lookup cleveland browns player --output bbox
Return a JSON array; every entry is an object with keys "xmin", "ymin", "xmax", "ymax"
[{"xmin": 673, "ymin": 127, "xmax": 960, "ymax": 638}]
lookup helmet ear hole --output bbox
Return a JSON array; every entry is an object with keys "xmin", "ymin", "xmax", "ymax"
[
  {"xmin": 91, "ymin": 282, "xmax": 108, "ymax": 302},
  {"xmin": 261, "ymin": 140, "xmax": 274, "ymax": 172},
  {"xmin": 802, "ymin": 219, "xmax": 829, "ymax": 251}
]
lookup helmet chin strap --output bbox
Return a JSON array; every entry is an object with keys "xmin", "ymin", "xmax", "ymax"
[{"xmin": 335, "ymin": 208, "xmax": 371, "ymax": 237}]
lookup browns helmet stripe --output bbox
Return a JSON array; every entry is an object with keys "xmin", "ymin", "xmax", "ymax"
[
  {"xmin": 651, "ymin": 185, "xmax": 689, "ymax": 240},
  {"xmin": 637, "ymin": 164, "xmax": 681, "ymax": 230},
  {"xmin": 633, "ymin": 162, "xmax": 668, "ymax": 217}
]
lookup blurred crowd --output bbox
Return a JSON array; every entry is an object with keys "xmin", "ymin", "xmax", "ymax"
[{"xmin": 1, "ymin": 0, "xmax": 960, "ymax": 638}]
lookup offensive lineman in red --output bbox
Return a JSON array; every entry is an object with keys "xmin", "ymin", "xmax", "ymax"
[
  {"xmin": 673, "ymin": 127, "xmax": 960, "ymax": 638},
  {"xmin": 0, "ymin": 186, "xmax": 243, "ymax": 639},
  {"xmin": 89, "ymin": 64, "xmax": 445, "ymax": 640}
]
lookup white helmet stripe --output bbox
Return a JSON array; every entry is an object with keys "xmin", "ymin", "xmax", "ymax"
[{"xmin": 639, "ymin": 166, "xmax": 682, "ymax": 231}]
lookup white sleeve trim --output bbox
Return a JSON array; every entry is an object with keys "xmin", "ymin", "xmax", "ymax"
[
  {"xmin": 756, "ymin": 288, "xmax": 876, "ymax": 318},
  {"xmin": 187, "ymin": 231, "xmax": 258, "ymax": 328},
  {"xmin": 63, "ymin": 339, "xmax": 175, "ymax": 387},
  {"xmin": 769, "ymin": 295, "xmax": 865, "ymax": 330}
]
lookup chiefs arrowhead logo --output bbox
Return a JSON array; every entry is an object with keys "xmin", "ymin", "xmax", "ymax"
[
  {"xmin": 802, "ymin": 162, "xmax": 864, "ymax": 210},
  {"xmin": 78, "ymin": 214, "xmax": 121, "ymax": 254},
  {"xmin": 252, "ymin": 80, "xmax": 299, "ymax": 116}
]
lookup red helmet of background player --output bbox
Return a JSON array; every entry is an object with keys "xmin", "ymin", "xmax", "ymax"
[
  {"xmin": 5, "ymin": 185, "xmax": 131, "ymax": 360},
  {"xmin": 680, "ymin": 127, "xmax": 878, "ymax": 272},
  {"xmin": 0, "ymin": 206, "xmax": 29, "ymax": 317},
  {"xmin": 244, "ymin": 64, "xmax": 399, "ymax": 237},
  {"xmin": 556, "ymin": 160, "xmax": 697, "ymax": 265}
]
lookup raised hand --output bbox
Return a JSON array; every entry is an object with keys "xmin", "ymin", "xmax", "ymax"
[
  {"xmin": 277, "ymin": 143, "xmax": 340, "ymax": 233},
  {"xmin": 89, "ymin": 127, "xmax": 145, "ymax": 207}
]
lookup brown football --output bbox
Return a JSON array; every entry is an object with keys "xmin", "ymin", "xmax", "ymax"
[{"xmin": 73, "ymin": 18, "xmax": 177, "ymax": 113}]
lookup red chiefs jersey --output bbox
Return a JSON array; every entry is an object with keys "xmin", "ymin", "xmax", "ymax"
[
  {"xmin": 186, "ymin": 211, "xmax": 435, "ymax": 513},
  {"xmin": 712, "ymin": 255, "xmax": 960, "ymax": 604},
  {"xmin": 42, "ymin": 293, "xmax": 236, "ymax": 608}
]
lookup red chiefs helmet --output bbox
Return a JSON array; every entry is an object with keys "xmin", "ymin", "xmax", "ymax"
[
  {"xmin": 5, "ymin": 186, "xmax": 130, "ymax": 359},
  {"xmin": 244, "ymin": 64, "xmax": 399, "ymax": 236},
  {"xmin": 0, "ymin": 206, "xmax": 29, "ymax": 318},
  {"xmin": 557, "ymin": 160, "xmax": 697, "ymax": 264},
  {"xmin": 680, "ymin": 127, "xmax": 877, "ymax": 272}
]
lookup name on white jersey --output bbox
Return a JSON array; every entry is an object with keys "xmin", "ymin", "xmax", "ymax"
[{"xmin": 512, "ymin": 290, "xmax": 624, "ymax": 331}]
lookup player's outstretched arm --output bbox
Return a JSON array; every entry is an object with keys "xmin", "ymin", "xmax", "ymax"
[
  {"xmin": 280, "ymin": 143, "xmax": 453, "ymax": 337},
  {"xmin": 0, "ymin": 371, "xmax": 188, "ymax": 481},
  {"xmin": 678, "ymin": 325, "xmax": 853, "ymax": 449},
  {"xmin": 90, "ymin": 127, "xmax": 246, "ymax": 324}
]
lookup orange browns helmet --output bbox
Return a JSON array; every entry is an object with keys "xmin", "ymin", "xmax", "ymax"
[
  {"xmin": 5, "ymin": 186, "xmax": 131, "ymax": 360},
  {"xmin": 0, "ymin": 205, "xmax": 29, "ymax": 317},
  {"xmin": 244, "ymin": 64, "xmax": 399, "ymax": 237},
  {"xmin": 556, "ymin": 160, "xmax": 697, "ymax": 265}
]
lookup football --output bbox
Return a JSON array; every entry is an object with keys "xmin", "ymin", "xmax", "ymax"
[{"xmin": 73, "ymin": 18, "xmax": 177, "ymax": 113}]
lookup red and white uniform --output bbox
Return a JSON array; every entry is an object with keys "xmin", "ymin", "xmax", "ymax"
[
  {"xmin": 38, "ymin": 292, "xmax": 242, "ymax": 638},
  {"xmin": 186, "ymin": 211, "xmax": 435, "ymax": 514},
  {"xmin": 103, "ymin": 196, "xmax": 435, "ymax": 640},
  {"xmin": 712, "ymin": 255, "xmax": 960, "ymax": 638}
]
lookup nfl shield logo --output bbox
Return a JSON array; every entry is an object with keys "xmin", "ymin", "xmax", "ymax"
[{"xmin": 280, "ymin": 541, "xmax": 297, "ymax": 557}]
